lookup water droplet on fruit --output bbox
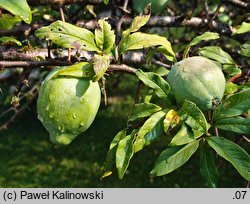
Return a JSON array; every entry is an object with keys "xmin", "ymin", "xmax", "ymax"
[
  {"xmin": 46, "ymin": 105, "xmax": 50, "ymax": 111},
  {"xmin": 72, "ymin": 113, "xmax": 76, "ymax": 119},
  {"xmin": 80, "ymin": 122, "xmax": 84, "ymax": 126},
  {"xmin": 49, "ymin": 113, "xmax": 54, "ymax": 118}
]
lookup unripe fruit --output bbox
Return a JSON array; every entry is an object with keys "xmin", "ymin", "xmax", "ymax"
[
  {"xmin": 167, "ymin": 56, "xmax": 226, "ymax": 111},
  {"xmin": 37, "ymin": 69, "xmax": 101, "ymax": 145}
]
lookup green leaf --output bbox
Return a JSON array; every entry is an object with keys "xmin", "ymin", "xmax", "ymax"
[
  {"xmin": 0, "ymin": 36, "xmax": 22, "ymax": 46},
  {"xmin": 101, "ymin": 128, "xmax": 127, "ymax": 179},
  {"xmin": 116, "ymin": 130, "xmax": 137, "ymax": 179},
  {"xmin": 233, "ymin": 22, "xmax": 250, "ymax": 35},
  {"xmin": 95, "ymin": 18, "xmax": 115, "ymax": 53},
  {"xmin": 169, "ymin": 123, "xmax": 203, "ymax": 146},
  {"xmin": 103, "ymin": 0, "xmax": 109, "ymax": 5},
  {"xmin": 0, "ymin": 0, "xmax": 32, "ymax": 24},
  {"xmin": 223, "ymin": 64, "xmax": 242, "ymax": 76},
  {"xmin": 134, "ymin": 110, "xmax": 167, "ymax": 153},
  {"xmin": 178, "ymin": 100, "xmax": 209, "ymax": 133},
  {"xmin": 136, "ymin": 69, "xmax": 170, "ymax": 99},
  {"xmin": 199, "ymin": 46, "xmax": 235, "ymax": 64},
  {"xmin": 163, "ymin": 109, "xmax": 180, "ymax": 134},
  {"xmin": 35, "ymin": 20, "xmax": 99, "ymax": 52},
  {"xmin": 0, "ymin": 14, "xmax": 21, "ymax": 30},
  {"xmin": 119, "ymin": 32, "xmax": 175, "ymax": 61},
  {"xmin": 184, "ymin": 32, "xmax": 219, "ymax": 58},
  {"xmin": 215, "ymin": 117, "xmax": 250, "ymax": 134},
  {"xmin": 225, "ymin": 82, "xmax": 239, "ymax": 94},
  {"xmin": 213, "ymin": 89, "xmax": 250, "ymax": 120},
  {"xmin": 200, "ymin": 142, "xmax": 218, "ymax": 188},
  {"xmin": 53, "ymin": 62, "xmax": 95, "ymax": 79},
  {"xmin": 129, "ymin": 102, "xmax": 162, "ymax": 121},
  {"xmin": 151, "ymin": 140, "xmax": 199, "ymax": 176},
  {"xmin": 239, "ymin": 42, "xmax": 250, "ymax": 57},
  {"xmin": 207, "ymin": 136, "xmax": 250, "ymax": 181},
  {"xmin": 92, "ymin": 54, "xmax": 111, "ymax": 82},
  {"xmin": 122, "ymin": 5, "xmax": 151, "ymax": 36}
]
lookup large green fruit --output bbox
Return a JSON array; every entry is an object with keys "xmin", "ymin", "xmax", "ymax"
[
  {"xmin": 167, "ymin": 56, "xmax": 226, "ymax": 111},
  {"xmin": 133, "ymin": 0, "xmax": 169, "ymax": 14},
  {"xmin": 37, "ymin": 69, "xmax": 101, "ymax": 145}
]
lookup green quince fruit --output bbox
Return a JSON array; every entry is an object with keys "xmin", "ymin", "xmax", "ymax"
[
  {"xmin": 167, "ymin": 56, "xmax": 226, "ymax": 111},
  {"xmin": 37, "ymin": 69, "xmax": 101, "ymax": 145}
]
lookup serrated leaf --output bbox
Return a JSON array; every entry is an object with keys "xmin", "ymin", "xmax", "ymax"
[
  {"xmin": 129, "ymin": 102, "xmax": 162, "ymax": 121},
  {"xmin": 151, "ymin": 140, "xmax": 199, "ymax": 176},
  {"xmin": 0, "ymin": 14, "xmax": 21, "ymax": 30},
  {"xmin": 233, "ymin": 22, "xmax": 250, "ymax": 35},
  {"xmin": 92, "ymin": 54, "xmax": 111, "ymax": 82},
  {"xmin": 207, "ymin": 136, "xmax": 250, "ymax": 181},
  {"xmin": 101, "ymin": 128, "xmax": 127, "ymax": 179},
  {"xmin": 119, "ymin": 32, "xmax": 175, "ymax": 60},
  {"xmin": 215, "ymin": 117, "xmax": 250, "ymax": 134},
  {"xmin": 136, "ymin": 69, "xmax": 170, "ymax": 99},
  {"xmin": 134, "ymin": 110, "xmax": 167, "ymax": 153},
  {"xmin": 163, "ymin": 109, "xmax": 180, "ymax": 134},
  {"xmin": 239, "ymin": 42, "xmax": 250, "ymax": 57},
  {"xmin": 0, "ymin": 0, "xmax": 32, "ymax": 24},
  {"xmin": 116, "ymin": 130, "xmax": 137, "ymax": 179},
  {"xmin": 35, "ymin": 20, "xmax": 99, "ymax": 52},
  {"xmin": 0, "ymin": 36, "xmax": 22, "ymax": 46},
  {"xmin": 123, "ymin": 5, "xmax": 151, "ymax": 36},
  {"xmin": 200, "ymin": 142, "xmax": 218, "ymax": 188},
  {"xmin": 178, "ymin": 100, "xmax": 209, "ymax": 133},
  {"xmin": 199, "ymin": 46, "xmax": 235, "ymax": 64},
  {"xmin": 223, "ymin": 64, "xmax": 242, "ymax": 76},
  {"xmin": 95, "ymin": 18, "xmax": 115, "ymax": 53},
  {"xmin": 213, "ymin": 89, "xmax": 250, "ymax": 120},
  {"xmin": 184, "ymin": 32, "xmax": 219, "ymax": 58},
  {"xmin": 169, "ymin": 123, "xmax": 203, "ymax": 146},
  {"xmin": 52, "ymin": 62, "xmax": 95, "ymax": 79}
]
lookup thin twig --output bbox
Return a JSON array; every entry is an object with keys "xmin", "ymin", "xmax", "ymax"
[
  {"xmin": 0, "ymin": 84, "xmax": 39, "ymax": 131},
  {"xmin": 134, "ymin": 81, "xmax": 143, "ymax": 105},
  {"xmin": 101, "ymin": 77, "xmax": 108, "ymax": 106},
  {"xmin": 242, "ymin": 136, "xmax": 250, "ymax": 143}
]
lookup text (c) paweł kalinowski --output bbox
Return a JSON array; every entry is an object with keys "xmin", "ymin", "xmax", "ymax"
[{"xmin": 20, "ymin": 190, "xmax": 104, "ymax": 200}]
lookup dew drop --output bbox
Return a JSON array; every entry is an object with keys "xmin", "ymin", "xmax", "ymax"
[
  {"xmin": 49, "ymin": 113, "xmax": 54, "ymax": 118},
  {"xmin": 72, "ymin": 113, "xmax": 76, "ymax": 119},
  {"xmin": 80, "ymin": 122, "xmax": 84, "ymax": 126}
]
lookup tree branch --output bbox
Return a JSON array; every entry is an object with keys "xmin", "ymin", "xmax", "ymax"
[
  {"xmin": 0, "ymin": 46, "xmax": 145, "ymax": 64},
  {"xmin": 223, "ymin": 0, "xmax": 250, "ymax": 9},
  {"xmin": 77, "ymin": 16, "xmax": 234, "ymax": 36},
  {"xmin": 0, "ymin": 59, "xmax": 137, "ymax": 75},
  {"xmin": 108, "ymin": 64, "xmax": 136, "ymax": 75}
]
